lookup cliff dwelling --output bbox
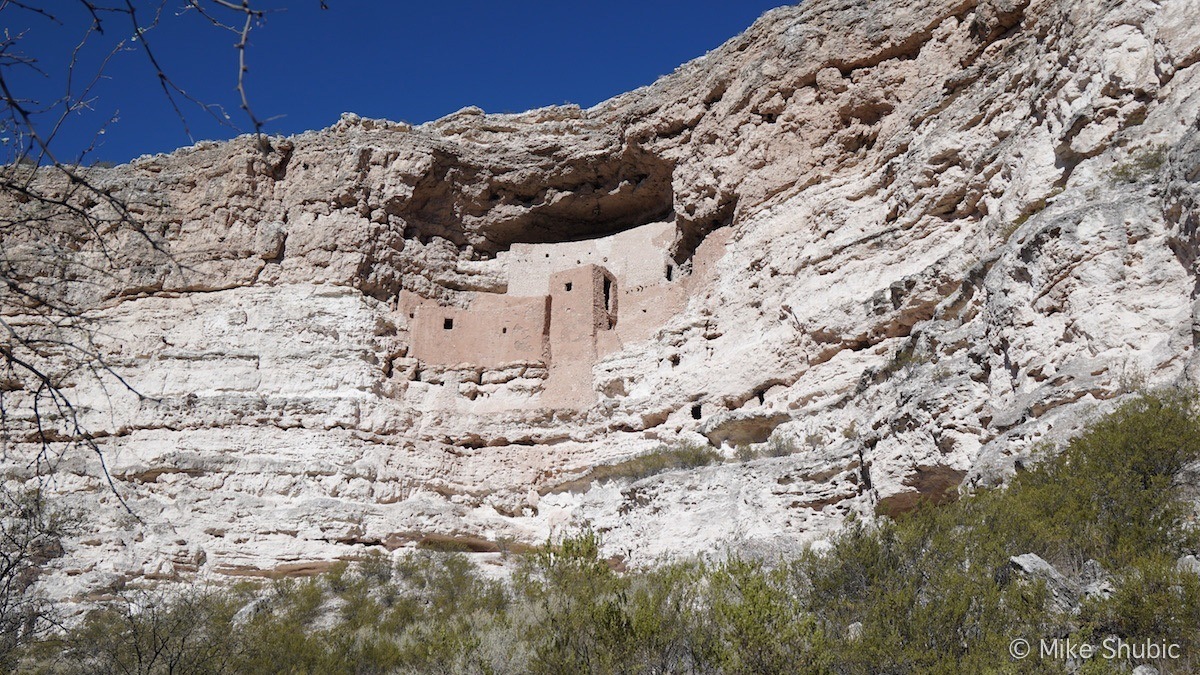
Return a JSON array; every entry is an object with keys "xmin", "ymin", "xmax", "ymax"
[{"xmin": 404, "ymin": 220, "xmax": 727, "ymax": 409}]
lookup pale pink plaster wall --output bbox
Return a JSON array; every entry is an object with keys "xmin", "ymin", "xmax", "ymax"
[
  {"xmin": 542, "ymin": 265, "xmax": 616, "ymax": 408},
  {"xmin": 410, "ymin": 294, "xmax": 548, "ymax": 367},
  {"xmin": 405, "ymin": 224, "xmax": 730, "ymax": 408},
  {"xmin": 503, "ymin": 221, "xmax": 674, "ymax": 297}
]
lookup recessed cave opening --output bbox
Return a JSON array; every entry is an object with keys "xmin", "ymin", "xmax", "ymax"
[
  {"xmin": 381, "ymin": 144, "xmax": 747, "ymax": 308},
  {"xmin": 691, "ymin": 404, "xmax": 702, "ymax": 420},
  {"xmin": 477, "ymin": 146, "xmax": 677, "ymax": 252},
  {"xmin": 443, "ymin": 318, "xmax": 454, "ymax": 330}
]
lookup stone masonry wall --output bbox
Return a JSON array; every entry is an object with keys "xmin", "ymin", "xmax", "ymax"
[{"xmin": 410, "ymin": 294, "xmax": 549, "ymax": 367}]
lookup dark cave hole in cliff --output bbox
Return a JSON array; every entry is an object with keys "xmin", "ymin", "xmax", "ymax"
[
  {"xmin": 385, "ymin": 148, "xmax": 680, "ymax": 283},
  {"xmin": 467, "ymin": 147, "xmax": 678, "ymax": 253},
  {"xmin": 389, "ymin": 144, "xmax": 740, "ymax": 302}
]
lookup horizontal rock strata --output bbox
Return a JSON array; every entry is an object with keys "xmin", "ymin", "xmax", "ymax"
[{"xmin": 3, "ymin": 0, "xmax": 1200, "ymax": 602}]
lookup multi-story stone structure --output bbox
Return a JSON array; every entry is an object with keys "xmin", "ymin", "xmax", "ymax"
[{"xmin": 407, "ymin": 220, "xmax": 729, "ymax": 408}]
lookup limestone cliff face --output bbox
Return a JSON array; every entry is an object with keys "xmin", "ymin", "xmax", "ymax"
[{"xmin": 5, "ymin": 0, "xmax": 1200, "ymax": 599}]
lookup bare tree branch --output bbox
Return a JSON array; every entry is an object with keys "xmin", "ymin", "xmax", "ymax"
[{"xmin": 0, "ymin": 0, "xmax": 329, "ymax": 654}]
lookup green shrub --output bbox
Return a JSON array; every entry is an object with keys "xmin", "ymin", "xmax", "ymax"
[
  {"xmin": 1109, "ymin": 144, "xmax": 1168, "ymax": 183},
  {"xmin": 793, "ymin": 389, "xmax": 1200, "ymax": 672},
  {"xmin": 515, "ymin": 530, "xmax": 633, "ymax": 673},
  {"xmin": 768, "ymin": 434, "xmax": 798, "ymax": 457},
  {"xmin": 56, "ymin": 589, "xmax": 241, "ymax": 675},
  {"xmin": 998, "ymin": 389, "xmax": 1200, "ymax": 570},
  {"xmin": 876, "ymin": 343, "xmax": 930, "ymax": 381},
  {"xmin": 702, "ymin": 559, "xmax": 832, "ymax": 674},
  {"xmin": 621, "ymin": 562, "xmax": 710, "ymax": 673},
  {"xmin": 0, "ymin": 488, "xmax": 77, "ymax": 672},
  {"xmin": 588, "ymin": 441, "xmax": 721, "ymax": 483},
  {"xmin": 1079, "ymin": 554, "xmax": 1200, "ymax": 669}
]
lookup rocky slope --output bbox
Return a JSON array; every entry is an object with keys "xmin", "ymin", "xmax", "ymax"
[{"xmin": 4, "ymin": 0, "xmax": 1200, "ymax": 601}]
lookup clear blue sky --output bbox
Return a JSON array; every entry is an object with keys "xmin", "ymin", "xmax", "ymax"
[{"xmin": 4, "ymin": 1, "xmax": 787, "ymax": 165}]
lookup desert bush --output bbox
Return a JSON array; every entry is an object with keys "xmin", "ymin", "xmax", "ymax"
[
  {"xmin": 767, "ymin": 434, "xmax": 797, "ymax": 457},
  {"xmin": 588, "ymin": 441, "xmax": 721, "ymax": 484},
  {"xmin": 793, "ymin": 389, "xmax": 1200, "ymax": 673},
  {"xmin": 0, "ymin": 488, "xmax": 76, "ymax": 672},
  {"xmin": 515, "ymin": 530, "xmax": 633, "ymax": 673},
  {"xmin": 799, "ymin": 510, "xmax": 1056, "ymax": 674},
  {"xmin": 1078, "ymin": 555, "xmax": 1200, "ymax": 671},
  {"xmin": 52, "ymin": 589, "xmax": 241, "ymax": 675},
  {"xmin": 1108, "ymin": 144, "xmax": 1168, "ymax": 183},
  {"xmin": 620, "ymin": 562, "xmax": 710, "ymax": 673},
  {"xmin": 994, "ymin": 388, "xmax": 1200, "ymax": 571},
  {"xmin": 876, "ymin": 343, "xmax": 930, "ymax": 381},
  {"xmin": 701, "ymin": 558, "xmax": 831, "ymax": 674}
]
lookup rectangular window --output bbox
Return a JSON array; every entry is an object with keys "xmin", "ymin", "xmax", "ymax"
[
  {"xmin": 565, "ymin": 282, "xmax": 573, "ymax": 292},
  {"xmin": 444, "ymin": 318, "xmax": 454, "ymax": 330}
]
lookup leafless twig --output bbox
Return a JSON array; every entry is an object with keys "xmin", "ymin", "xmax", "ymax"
[{"xmin": 0, "ymin": 0, "xmax": 328, "ymax": 650}]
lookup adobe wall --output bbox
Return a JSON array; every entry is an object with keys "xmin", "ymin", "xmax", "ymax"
[
  {"xmin": 542, "ymin": 265, "xmax": 616, "ymax": 409},
  {"xmin": 406, "ymin": 223, "xmax": 730, "ymax": 409},
  {"xmin": 501, "ymin": 220, "xmax": 676, "ymax": 297},
  {"xmin": 410, "ymin": 294, "xmax": 549, "ymax": 367},
  {"xmin": 598, "ymin": 226, "xmax": 731, "ymax": 353},
  {"xmin": 600, "ymin": 283, "xmax": 686, "ymax": 353}
]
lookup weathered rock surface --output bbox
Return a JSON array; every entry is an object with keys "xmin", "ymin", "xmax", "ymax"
[
  {"xmin": 4, "ymin": 0, "xmax": 1200, "ymax": 604},
  {"xmin": 1008, "ymin": 553, "xmax": 1080, "ymax": 614}
]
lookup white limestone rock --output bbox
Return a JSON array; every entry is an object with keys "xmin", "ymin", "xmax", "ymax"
[{"xmin": 3, "ymin": 0, "xmax": 1200, "ymax": 602}]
